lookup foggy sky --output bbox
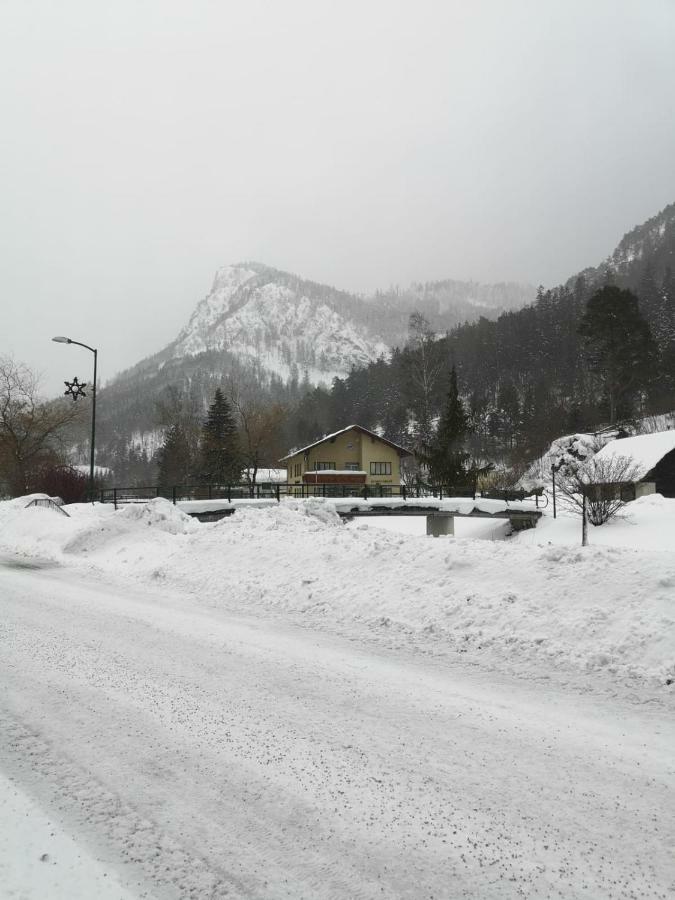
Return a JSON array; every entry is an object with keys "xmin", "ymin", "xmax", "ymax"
[{"xmin": 2, "ymin": 0, "xmax": 675, "ymax": 395}]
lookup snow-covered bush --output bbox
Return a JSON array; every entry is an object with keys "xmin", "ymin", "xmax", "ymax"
[{"xmin": 556, "ymin": 455, "xmax": 642, "ymax": 525}]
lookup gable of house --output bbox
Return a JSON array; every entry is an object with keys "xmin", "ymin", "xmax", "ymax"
[{"xmin": 281, "ymin": 425, "xmax": 411, "ymax": 486}]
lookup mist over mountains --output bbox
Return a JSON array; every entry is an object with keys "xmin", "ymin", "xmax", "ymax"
[
  {"xmin": 117, "ymin": 263, "xmax": 534, "ymax": 388},
  {"xmin": 84, "ymin": 268, "xmax": 533, "ymax": 471},
  {"xmin": 77, "ymin": 200, "xmax": 675, "ymax": 481}
]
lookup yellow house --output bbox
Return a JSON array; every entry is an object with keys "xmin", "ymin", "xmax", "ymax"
[{"xmin": 280, "ymin": 425, "xmax": 412, "ymax": 489}]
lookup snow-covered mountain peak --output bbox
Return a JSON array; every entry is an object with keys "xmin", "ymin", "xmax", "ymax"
[{"xmin": 170, "ymin": 263, "xmax": 390, "ymax": 385}]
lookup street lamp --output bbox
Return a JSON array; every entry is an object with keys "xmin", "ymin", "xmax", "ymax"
[{"xmin": 52, "ymin": 336, "xmax": 98, "ymax": 500}]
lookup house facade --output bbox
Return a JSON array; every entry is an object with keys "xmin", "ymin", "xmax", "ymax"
[{"xmin": 280, "ymin": 425, "xmax": 412, "ymax": 489}]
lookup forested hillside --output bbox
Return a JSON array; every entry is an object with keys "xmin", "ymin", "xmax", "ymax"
[
  {"xmin": 76, "ymin": 266, "xmax": 532, "ymax": 481},
  {"xmin": 288, "ymin": 203, "xmax": 675, "ymax": 464}
]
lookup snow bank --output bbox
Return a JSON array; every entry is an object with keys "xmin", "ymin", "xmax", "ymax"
[
  {"xmin": 0, "ymin": 496, "xmax": 77, "ymax": 563},
  {"xmin": 61, "ymin": 499, "xmax": 197, "ymax": 556},
  {"xmin": 1, "ymin": 498, "xmax": 673, "ymax": 687}
]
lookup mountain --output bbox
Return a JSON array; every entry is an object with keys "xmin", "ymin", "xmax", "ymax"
[
  {"xmin": 573, "ymin": 201, "xmax": 675, "ymax": 289},
  {"xmin": 164, "ymin": 263, "xmax": 391, "ymax": 385},
  {"xmin": 284, "ymin": 201, "xmax": 675, "ymax": 463},
  {"xmin": 85, "ymin": 264, "xmax": 534, "ymax": 468},
  {"xmin": 133, "ymin": 261, "xmax": 534, "ymax": 388}
]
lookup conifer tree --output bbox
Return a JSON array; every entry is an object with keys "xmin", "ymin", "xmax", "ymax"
[
  {"xmin": 198, "ymin": 389, "xmax": 241, "ymax": 484},
  {"xmin": 156, "ymin": 424, "xmax": 192, "ymax": 486},
  {"xmin": 578, "ymin": 285, "xmax": 657, "ymax": 424},
  {"xmin": 426, "ymin": 367, "xmax": 471, "ymax": 486}
]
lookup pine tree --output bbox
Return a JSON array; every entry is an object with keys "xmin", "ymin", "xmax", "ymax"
[
  {"xmin": 156, "ymin": 424, "xmax": 192, "ymax": 486},
  {"xmin": 198, "ymin": 389, "xmax": 241, "ymax": 484},
  {"xmin": 426, "ymin": 367, "xmax": 471, "ymax": 486},
  {"xmin": 578, "ymin": 285, "xmax": 657, "ymax": 424}
]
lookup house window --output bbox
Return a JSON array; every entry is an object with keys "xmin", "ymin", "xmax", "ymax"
[
  {"xmin": 370, "ymin": 462, "xmax": 392, "ymax": 475},
  {"xmin": 314, "ymin": 461, "xmax": 336, "ymax": 471},
  {"xmin": 294, "ymin": 463, "xmax": 302, "ymax": 477},
  {"xmin": 344, "ymin": 463, "xmax": 360, "ymax": 471}
]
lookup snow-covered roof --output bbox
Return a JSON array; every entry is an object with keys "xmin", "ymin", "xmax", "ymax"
[
  {"xmin": 280, "ymin": 425, "xmax": 412, "ymax": 461},
  {"xmin": 245, "ymin": 468, "xmax": 287, "ymax": 483},
  {"xmin": 592, "ymin": 431, "xmax": 675, "ymax": 481}
]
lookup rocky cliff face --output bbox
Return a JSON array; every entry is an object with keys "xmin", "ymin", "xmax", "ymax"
[{"xmin": 168, "ymin": 263, "xmax": 390, "ymax": 384}]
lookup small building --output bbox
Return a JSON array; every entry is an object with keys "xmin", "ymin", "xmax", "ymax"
[
  {"xmin": 590, "ymin": 430, "xmax": 675, "ymax": 499},
  {"xmin": 280, "ymin": 425, "xmax": 412, "ymax": 491}
]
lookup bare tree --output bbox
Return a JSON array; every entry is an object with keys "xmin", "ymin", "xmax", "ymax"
[
  {"xmin": 227, "ymin": 380, "xmax": 287, "ymax": 485},
  {"xmin": 556, "ymin": 454, "xmax": 642, "ymax": 525},
  {"xmin": 0, "ymin": 357, "xmax": 83, "ymax": 496}
]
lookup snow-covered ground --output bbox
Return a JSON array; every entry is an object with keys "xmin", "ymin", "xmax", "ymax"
[
  {"xmin": 0, "ymin": 495, "xmax": 673, "ymax": 897},
  {"xmin": 0, "ymin": 773, "xmax": 135, "ymax": 900}
]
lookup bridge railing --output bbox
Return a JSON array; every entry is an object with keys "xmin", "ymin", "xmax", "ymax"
[{"xmin": 97, "ymin": 483, "xmax": 545, "ymax": 510}]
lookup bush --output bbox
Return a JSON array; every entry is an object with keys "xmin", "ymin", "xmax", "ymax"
[
  {"xmin": 32, "ymin": 465, "xmax": 90, "ymax": 504},
  {"xmin": 556, "ymin": 455, "xmax": 641, "ymax": 525}
]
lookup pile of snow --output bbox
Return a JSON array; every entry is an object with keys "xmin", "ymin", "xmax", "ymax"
[
  {"xmin": 61, "ymin": 499, "xmax": 198, "ymax": 557},
  {"xmin": 0, "ymin": 495, "xmax": 77, "ymax": 562},
  {"xmin": 1, "ymin": 497, "xmax": 673, "ymax": 688},
  {"xmin": 515, "ymin": 492, "xmax": 675, "ymax": 552},
  {"xmin": 520, "ymin": 433, "xmax": 602, "ymax": 489}
]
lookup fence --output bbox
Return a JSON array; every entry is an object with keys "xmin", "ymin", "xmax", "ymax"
[{"xmin": 97, "ymin": 482, "xmax": 545, "ymax": 510}]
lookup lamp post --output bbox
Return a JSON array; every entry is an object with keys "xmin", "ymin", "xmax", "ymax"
[{"xmin": 53, "ymin": 336, "xmax": 98, "ymax": 499}]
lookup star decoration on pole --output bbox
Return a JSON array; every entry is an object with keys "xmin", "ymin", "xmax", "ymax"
[{"xmin": 64, "ymin": 377, "xmax": 87, "ymax": 401}]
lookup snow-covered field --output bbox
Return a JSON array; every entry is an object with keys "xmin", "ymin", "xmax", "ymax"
[{"xmin": 1, "ymin": 495, "xmax": 674, "ymax": 898}]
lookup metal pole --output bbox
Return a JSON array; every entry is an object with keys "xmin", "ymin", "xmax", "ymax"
[
  {"xmin": 582, "ymin": 491, "xmax": 588, "ymax": 547},
  {"xmin": 88, "ymin": 348, "xmax": 97, "ymax": 501},
  {"xmin": 552, "ymin": 466, "xmax": 557, "ymax": 519}
]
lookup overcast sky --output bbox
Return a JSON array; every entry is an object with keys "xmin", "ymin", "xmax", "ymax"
[{"xmin": 2, "ymin": 0, "xmax": 675, "ymax": 395}]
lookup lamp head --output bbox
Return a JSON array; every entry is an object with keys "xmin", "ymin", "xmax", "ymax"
[{"xmin": 52, "ymin": 336, "xmax": 71, "ymax": 343}]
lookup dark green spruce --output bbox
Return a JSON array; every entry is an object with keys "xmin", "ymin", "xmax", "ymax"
[
  {"xmin": 198, "ymin": 389, "xmax": 242, "ymax": 484},
  {"xmin": 425, "ymin": 367, "xmax": 471, "ymax": 486},
  {"xmin": 578, "ymin": 285, "xmax": 657, "ymax": 425}
]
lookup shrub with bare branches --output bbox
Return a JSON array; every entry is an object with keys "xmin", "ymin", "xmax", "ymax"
[{"xmin": 556, "ymin": 454, "xmax": 642, "ymax": 525}]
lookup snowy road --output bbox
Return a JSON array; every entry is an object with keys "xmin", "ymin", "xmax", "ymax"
[{"xmin": 1, "ymin": 561, "xmax": 674, "ymax": 899}]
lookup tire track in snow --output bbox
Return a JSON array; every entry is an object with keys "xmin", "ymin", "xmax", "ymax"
[{"xmin": 1, "ymin": 566, "xmax": 674, "ymax": 899}]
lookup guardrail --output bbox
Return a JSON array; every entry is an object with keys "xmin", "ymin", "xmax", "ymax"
[{"xmin": 97, "ymin": 483, "xmax": 545, "ymax": 510}]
